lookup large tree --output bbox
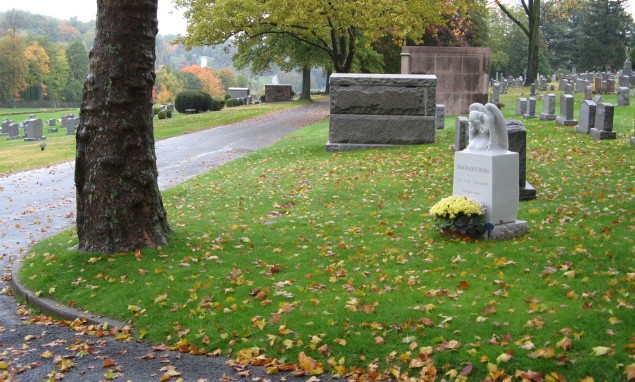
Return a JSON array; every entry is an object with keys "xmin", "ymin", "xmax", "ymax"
[
  {"xmin": 75, "ymin": 0, "xmax": 170, "ymax": 253},
  {"xmin": 174, "ymin": 0, "xmax": 463, "ymax": 73},
  {"xmin": 495, "ymin": 0, "xmax": 541, "ymax": 85}
]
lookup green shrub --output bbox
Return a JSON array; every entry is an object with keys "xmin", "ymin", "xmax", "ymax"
[
  {"xmin": 158, "ymin": 111, "xmax": 167, "ymax": 120},
  {"xmin": 166, "ymin": 110, "xmax": 173, "ymax": 118},
  {"xmin": 226, "ymin": 99, "xmax": 243, "ymax": 107},
  {"xmin": 152, "ymin": 105, "xmax": 161, "ymax": 115},
  {"xmin": 224, "ymin": 94, "xmax": 231, "ymax": 100},
  {"xmin": 175, "ymin": 90, "xmax": 208, "ymax": 113},
  {"xmin": 197, "ymin": 91, "xmax": 214, "ymax": 112}
]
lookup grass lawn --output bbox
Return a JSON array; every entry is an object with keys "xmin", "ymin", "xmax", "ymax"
[
  {"xmin": 0, "ymin": 100, "xmax": 309, "ymax": 175},
  {"xmin": 19, "ymin": 88, "xmax": 634, "ymax": 381}
]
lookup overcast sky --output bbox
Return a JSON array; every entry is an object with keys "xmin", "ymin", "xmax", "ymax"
[{"xmin": 0, "ymin": 0, "xmax": 187, "ymax": 36}]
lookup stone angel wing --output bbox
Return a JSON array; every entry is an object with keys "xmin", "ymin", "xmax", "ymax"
[{"xmin": 485, "ymin": 103, "xmax": 508, "ymax": 151}]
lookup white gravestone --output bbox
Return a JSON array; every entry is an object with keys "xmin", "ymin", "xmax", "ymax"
[{"xmin": 452, "ymin": 103, "xmax": 527, "ymax": 239}]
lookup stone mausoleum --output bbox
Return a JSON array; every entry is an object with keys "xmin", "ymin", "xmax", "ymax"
[{"xmin": 401, "ymin": 46, "xmax": 490, "ymax": 115}]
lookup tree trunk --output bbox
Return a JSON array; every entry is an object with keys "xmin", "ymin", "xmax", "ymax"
[
  {"xmin": 75, "ymin": 0, "xmax": 170, "ymax": 253},
  {"xmin": 299, "ymin": 66, "xmax": 312, "ymax": 100},
  {"xmin": 325, "ymin": 69, "xmax": 332, "ymax": 94},
  {"xmin": 525, "ymin": 0, "xmax": 540, "ymax": 86}
]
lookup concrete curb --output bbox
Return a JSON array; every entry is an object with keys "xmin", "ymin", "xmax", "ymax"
[{"xmin": 9, "ymin": 255, "xmax": 129, "ymax": 328}]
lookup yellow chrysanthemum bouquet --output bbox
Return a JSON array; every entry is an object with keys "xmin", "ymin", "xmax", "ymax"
[{"xmin": 429, "ymin": 195, "xmax": 486, "ymax": 238}]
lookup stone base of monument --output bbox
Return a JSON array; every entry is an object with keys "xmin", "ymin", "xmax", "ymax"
[
  {"xmin": 24, "ymin": 136, "xmax": 46, "ymax": 142},
  {"xmin": 589, "ymin": 128, "xmax": 616, "ymax": 140},
  {"xmin": 453, "ymin": 150, "xmax": 519, "ymax": 226},
  {"xmin": 539, "ymin": 113, "xmax": 556, "ymax": 121},
  {"xmin": 575, "ymin": 124, "xmax": 590, "ymax": 134},
  {"xmin": 325, "ymin": 142, "xmax": 397, "ymax": 152},
  {"xmin": 484, "ymin": 220, "xmax": 528, "ymax": 240},
  {"xmin": 555, "ymin": 116, "xmax": 577, "ymax": 126},
  {"xmin": 520, "ymin": 181, "xmax": 536, "ymax": 201}
]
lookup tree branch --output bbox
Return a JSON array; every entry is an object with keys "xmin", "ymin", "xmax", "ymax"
[{"xmin": 495, "ymin": 0, "xmax": 530, "ymax": 36}]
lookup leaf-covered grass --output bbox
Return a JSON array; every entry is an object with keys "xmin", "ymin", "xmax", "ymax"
[
  {"xmin": 0, "ymin": 100, "xmax": 308, "ymax": 175},
  {"xmin": 20, "ymin": 88, "xmax": 634, "ymax": 381}
]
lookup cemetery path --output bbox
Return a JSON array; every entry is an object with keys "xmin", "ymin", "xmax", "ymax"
[{"xmin": 0, "ymin": 99, "xmax": 332, "ymax": 381}]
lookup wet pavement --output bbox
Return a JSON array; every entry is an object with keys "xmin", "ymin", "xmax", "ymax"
[{"xmin": 0, "ymin": 100, "xmax": 333, "ymax": 381}]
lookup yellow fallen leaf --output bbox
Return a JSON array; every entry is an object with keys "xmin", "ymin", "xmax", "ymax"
[
  {"xmin": 496, "ymin": 353, "xmax": 512, "ymax": 363},
  {"xmin": 625, "ymin": 363, "xmax": 635, "ymax": 381},
  {"xmin": 591, "ymin": 346, "xmax": 613, "ymax": 356}
]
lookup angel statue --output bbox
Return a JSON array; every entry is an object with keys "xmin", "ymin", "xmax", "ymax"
[{"xmin": 464, "ymin": 103, "xmax": 509, "ymax": 152}]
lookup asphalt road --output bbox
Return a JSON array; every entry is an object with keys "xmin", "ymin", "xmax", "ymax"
[{"xmin": 0, "ymin": 100, "xmax": 335, "ymax": 381}]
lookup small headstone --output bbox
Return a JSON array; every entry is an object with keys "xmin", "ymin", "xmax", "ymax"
[
  {"xmin": 539, "ymin": 94, "xmax": 557, "ymax": 121},
  {"xmin": 576, "ymin": 100, "xmax": 597, "ymax": 134},
  {"xmin": 6, "ymin": 123, "xmax": 20, "ymax": 140},
  {"xmin": 1, "ymin": 119, "xmax": 11, "ymax": 136},
  {"xmin": 48, "ymin": 119, "xmax": 56, "ymax": 127},
  {"xmin": 29, "ymin": 114, "xmax": 36, "ymax": 119},
  {"xmin": 592, "ymin": 95, "xmax": 603, "ymax": 103},
  {"xmin": 506, "ymin": 119, "xmax": 536, "ymax": 201},
  {"xmin": 490, "ymin": 84, "xmax": 500, "ymax": 105},
  {"xmin": 555, "ymin": 94, "xmax": 577, "ymax": 126},
  {"xmin": 530, "ymin": 83, "xmax": 537, "ymax": 96},
  {"xmin": 24, "ymin": 119, "xmax": 46, "ymax": 141},
  {"xmin": 61, "ymin": 114, "xmax": 77, "ymax": 129},
  {"xmin": 617, "ymin": 87, "xmax": 630, "ymax": 106},
  {"xmin": 435, "ymin": 104, "xmax": 445, "ymax": 130},
  {"xmin": 523, "ymin": 97, "xmax": 537, "ymax": 119},
  {"xmin": 584, "ymin": 85, "xmax": 592, "ymax": 100},
  {"xmin": 559, "ymin": 79, "xmax": 567, "ymax": 91},
  {"xmin": 166, "ymin": 104, "xmax": 175, "ymax": 112},
  {"xmin": 594, "ymin": 77, "xmax": 603, "ymax": 94},
  {"xmin": 453, "ymin": 116, "xmax": 469, "ymax": 151},
  {"xmin": 590, "ymin": 103, "xmax": 616, "ymax": 140},
  {"xmin": 564, "ymin": 83, "xmax": 573, "ymax": 95},
  {"xmin": 516, "ymin": 98, "xmax": 528, "ymax": 116},
  {"xmin": 607, "ymin": 78, "xmax": 615, "ymax": 93},
  {"xmin": 66, "ymin": 117, "xmax": 80, "ymax": 136}
]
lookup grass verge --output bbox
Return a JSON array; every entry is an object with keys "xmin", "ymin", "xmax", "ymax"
[
  {"xmin": 0, "ymin": 100, "xmax": 310, "ymax": 175},
  {"xmin": 19, "ymin": 89, "xmax": 635, "ymax": 381}
]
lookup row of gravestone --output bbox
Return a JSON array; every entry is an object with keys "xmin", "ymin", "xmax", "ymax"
[
  {"xmin": 513, "ymin": 94, "xmax": 619, "ymax": 141},
  {"xmin": 1, "ymin": 114, "xmax": 79, "ymax": 141}
]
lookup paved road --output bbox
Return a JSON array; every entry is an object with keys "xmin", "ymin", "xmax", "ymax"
[{"xmin": 0, "ymin": 100, "xmax": 333, "ymax": 381}]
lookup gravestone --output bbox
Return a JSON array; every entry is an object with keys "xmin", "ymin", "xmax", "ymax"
[
  {"xmin": 166, "ymin": 104, "xmax": 175, "ymax": 112},
  {"xmin": 619, "ymin": 75, "xmax": 630, "ymax": 88},
  {"xmin": 6, "ymin": 123, "xmax": 20, "ymax": 140},
  {"xmin": 24, "ymin": 119, "xmax": 46, "ymax": 141},
  {"xmin": 435, "ymin": 104, "xmax": 445, "ymax": 130},
  {"xmin": 539, "ymin": 94, "xmax": 557, "ymax": 120},
  {"xmin": 453, "ymin": 116, "xmax": 469, "ymax": 151},
  {"xmin": 66, "ymin": 117, "xmax": 80, "ymax": 135},
  {"xmin": 558, "ymin": 79, "xmax": 567, "ymax": 91},
  {"xmin": 555, "ymin": 94, "xmax": 577, "ymax": 126},
  {"xmin": 61, "ymin": 114, "xmax": 78, "ymax": 129},
  {"xmin": 631, "ymin": 121, "xmax": 635, "ymax": 147},
  {"xmin": 590, "ymin": 103, "xmax": 616, "ymax": 140},
  {"xmin": 594, "ymin": 77, "xmax": 603, "ymax": 93},
  {"xmin": 564, "ymin": 83, "xmax": 573, "ymax": 95},
  {"xmin": 607, "ymin": 78, "xmax": 615, "ymax": 93},
  {"xmin": 516, "ymin": 98, "xmax": 527, "ymax": 116},
  {"xmin": 592, "ymin": 95, "xmax": 603, "ymax": 103},
  {"xmin": 523, "ymin": 97, "xmax": 537, "ymax": 119},
  {"xmin": 327, "ymin": 73, "xmax": 437, "ymax": 151},
  {"xmin": 530, "ymin": 83, "xmax": 536, "ymax": 96},
  {"xmin": 617, "ymin": 87, "xmax": 630, "ymax": 106},
  {"xmin": 575, "ymin": 78, "xmax": 585, "ymax": 93},
  {"xmin": 264, "ymin": 84, "xmax": 293, "ymax": 102},
  {"xmin": 506, "ymin": 119, "xmax": 536, "ymax": 200},
  {"xmin": 576, "ymin": 100, "xmax": 596, "ymax": 134},
  {"xmin": 48, "ymin": 119, "xmax": 56, "ymax": 126},
  {"xmin": 453, "ymin": 103, "xmax": 527, "ymax": 240},
  {"xmin": 1, "ymin": 119, "xmax": 10, "ymax": 136},
  {"xmin": 490, "ymin": 84, "xmax": 500, "ymax": 105},
  {"xmin": 584, "ymin": 85, "xmax": 592, "ymax": 100}
]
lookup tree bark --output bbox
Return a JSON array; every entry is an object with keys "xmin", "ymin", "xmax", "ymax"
[
  {"xmin": 75, "ymin": 0, "xmax": 170, "ymax": 253},
  {"xmin": 299, "ymin": 66, "xmax": 312, "ymax": 100}
]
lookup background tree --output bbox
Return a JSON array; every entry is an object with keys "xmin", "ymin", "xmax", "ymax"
[
  {"xmin": 65, "ymin": 40, "xmax": 89, "ymax": 103},
  {"xmin": 181, "ymin": 64, "xmax": 225, "ymax": 97},
  {"xmin": 174, "ymin": 0, "xmax": 465, "ymax": 73},
  {"xmin": 0, "ymin": 10, "xmax": 27, "ymax": 106},
  {"xmin": 573, "ymin": 0, "xmax": 632, "ymax": 71},
  {"xmin": 45, "ymin": 44, "xmax": 70, "ymax": 106},
  {"xmin": 23, "ymin": 41, "xmax": 50, "ymax": 101},
  {"xmin": 495, "ymin": 0, "xmax": 541, "ymax": 85},
  {"xmin": 75, "ymin": 0, "xmax": 170, "ymax": 253}
]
